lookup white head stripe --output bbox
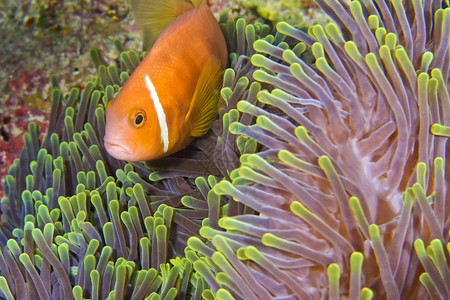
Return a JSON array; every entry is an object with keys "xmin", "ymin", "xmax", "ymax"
[{"xmin": 144, "ymin": 75, "xmax": 169, "ymax": 152}]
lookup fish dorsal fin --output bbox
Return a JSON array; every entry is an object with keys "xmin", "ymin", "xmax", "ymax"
[
  {"xmin": 190, "ymin": 0, "xmax": 204, "ymax": 6},
  {"xmin": 131, "ymin": 0, "xmax": 194, "ymax": 49},
  {"xmin": 185, "ymin": 61, "xmax": 223, "ymax": 137}
]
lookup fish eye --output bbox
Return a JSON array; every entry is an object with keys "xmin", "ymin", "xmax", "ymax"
[{"xmin": 130, "ymin": 109, "xmax": 146, "ymax": 128}]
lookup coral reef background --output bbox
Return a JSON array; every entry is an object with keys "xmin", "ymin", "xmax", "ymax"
[{"xmin": 0, "ymin": 0, "xmax": 449, "ymax": 299}]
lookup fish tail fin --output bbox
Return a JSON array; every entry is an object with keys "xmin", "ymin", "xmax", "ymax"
[
  {"xmin": 186, "ymin": 60, "xmax": 223, "ymax": 137},
  {"xmin": 131, "ymin": 0, "xmax": 194, "ymax": 49}
]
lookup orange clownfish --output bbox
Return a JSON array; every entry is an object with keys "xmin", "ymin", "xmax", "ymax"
[{"xmin": 104, "ymin": 0, "xmax": 228, "ymax": 161}]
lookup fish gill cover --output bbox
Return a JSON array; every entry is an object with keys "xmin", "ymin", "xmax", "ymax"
[{"xmin": 0, "ymin": 0, "xmax": 449, "ymax": 299}]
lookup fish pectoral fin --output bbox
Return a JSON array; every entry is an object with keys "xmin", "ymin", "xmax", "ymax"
[
  {"xmin": 186, "ymin": 61, "xmax": 223, "ymax": 137},
  {"xmin": 131, "ymin": 0, "xmax": 194, "ymax": 49}
]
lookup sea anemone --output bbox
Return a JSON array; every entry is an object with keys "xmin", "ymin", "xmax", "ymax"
[
  {"xmin": 187, "ymin": 0, "xmax": 450, "ymax": 298},
  {"xmin": 0, "ymin": 0, "xmax": 449, "ymax": 299}
]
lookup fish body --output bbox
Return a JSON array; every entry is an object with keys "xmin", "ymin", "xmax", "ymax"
[{"xmin": 104, "ymin": 0, "xmax": 227, "ymax": 161}]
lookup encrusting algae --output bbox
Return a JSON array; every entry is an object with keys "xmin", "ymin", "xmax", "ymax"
[{"xmin": 0, "ymin": 0, "xmax": 449, "ymax": 299}]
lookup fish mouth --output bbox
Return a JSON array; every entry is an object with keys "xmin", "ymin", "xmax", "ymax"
[{"xmin": 104, "ymin": 137, "xmax": 135, "ymax": 161}]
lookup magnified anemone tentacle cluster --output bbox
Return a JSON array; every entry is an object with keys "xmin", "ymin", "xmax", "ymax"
[{"xmin": 184, "ymin": 0, "xmax": 449, "ymax": 299}]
